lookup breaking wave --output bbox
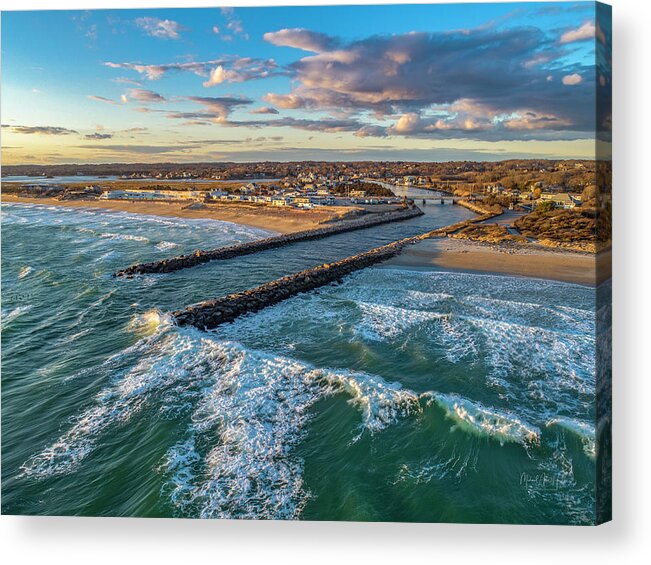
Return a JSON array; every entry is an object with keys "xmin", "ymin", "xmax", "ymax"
[
  {"xmin": 429, "ymin": 392, "xmax": 540, "ymax": 446},
  {"xmin": 1, "ymin": 305, "xmax": 33, "ymax": 330}
]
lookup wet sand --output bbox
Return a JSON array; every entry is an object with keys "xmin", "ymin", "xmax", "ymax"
[
  {"xmin": 384, "ymin": 237, "xmax": 610, "ymax": 286},
  {"xmin": 1, "ymin": 195, "xmax": 352, "ymax": 234}
]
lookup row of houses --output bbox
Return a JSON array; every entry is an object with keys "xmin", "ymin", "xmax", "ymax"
[
  {"xmin": 99, "ymin": 189, "xmax": 203, "ymax": 201},
  {"xmin": 484, "ymin": 184, "xmax": 582, "ymax": 209},
  {"xmin": 208, "ymin": 190, "xmax": 336, "ymax": 209}
]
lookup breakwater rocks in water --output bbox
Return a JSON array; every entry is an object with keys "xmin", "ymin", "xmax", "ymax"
[
  {"xmin": 115, "ymin": 206, "xmax": 423, "ymax": 277},
  {"xmin": 170, "ymin": 212, "xmax": 502, "ymax": 331},
  {"xmin": 172, "ymin": 232, "xmax": 428, "ymax": 330}
]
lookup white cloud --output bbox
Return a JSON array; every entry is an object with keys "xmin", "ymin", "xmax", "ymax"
[
  {"xmin": 135, "ymin": 17, "xmax": 184, "ymax": 40},
  {"xmin": 250, "ymin": 106, "xmax": 280, "ymax": 115},
  {"xmin": 562, "ymin": 73, "xmax": 583, "ymax": 86},
  {"xmin": 105, "ymin": 57, "xmax": 277, "ymax": 83},
  {"xmin": 263, "ymin": 28, "xmax": 337, "ymax": 52},
  {"xmin": 202, "ymin": 65, "xmax": 242, "ymax": 87},
  {"xmin": 88, "ymin": 95, "xmax": 119, "ymax": 105},
  {"xmin": 128, "ymin": 88, "xmax": 167, "ymax": 103},
  {"xmin": 560, "ymin": 21, "xmax": 595, "ymax": 44},
  {"xmin": 262, "ymin": 92, "xmax": 306, "ymax": 109}
]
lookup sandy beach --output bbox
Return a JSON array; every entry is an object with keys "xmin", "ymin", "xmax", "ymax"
[
  {"xmin": 384, "ymin": 237, "xmax": 610, "ymax": 286},
  {"xmin": 1, "ymin": 195, "xmax": 355, "ymax": 234}
]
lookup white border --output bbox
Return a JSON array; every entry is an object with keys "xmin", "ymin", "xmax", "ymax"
[{"xmin": 1, "ymin": 0, "xmax": 650, "ymax": 563}]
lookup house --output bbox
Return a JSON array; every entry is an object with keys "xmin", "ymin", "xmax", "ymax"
[
  {"xmin": 207, "ymin": 189, "xmax": 228, "ymax": 200},
  {"xmin": 486, "ymin": 183, "xmax": 505, "ymax": 195},
  {"xmin": 309, "ymin": 195, "xmax": 334, "ymax": 206},
  {"xmin": 540, "ymin": 192, "xmax": 581, "ymax": 209},
  {"xmin": 239, "ymin": 183, "xmax": 258, "ymax": 194},
  {"xmin": 292, "ymin": 196, "xmax": 313, "ymax": 209}
]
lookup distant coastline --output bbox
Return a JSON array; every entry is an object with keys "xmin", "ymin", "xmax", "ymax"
[{"xmin": 1, "ymin": 195, "xmax": 349, "ymax": 234}]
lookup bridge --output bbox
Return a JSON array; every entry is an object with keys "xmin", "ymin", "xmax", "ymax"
[{"xmin": 416, "ymin": 196, "xmax": 465, "ymax": 205}]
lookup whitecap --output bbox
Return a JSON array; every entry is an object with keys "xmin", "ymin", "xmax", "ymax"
[
  {"xmin": 546, "ymin": 417, "xmax": 596, "ymax": 458},
  {"xmin": 429, "ymin": 392, "xmax": 540, "ymax": 446},
  {"xmin": 1, "ymin": 305, "xmax": 33, "ymax": 330},
  {"xmin": 155, "ymin": 241, "xmax": 179, "ymax": 251},
  {"xmin": 18, "ymin": 266, "xmax": 33, "ymax": 279}
]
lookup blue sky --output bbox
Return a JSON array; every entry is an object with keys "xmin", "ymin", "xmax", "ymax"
[{"xmin": 1, "ymin": 2, "xmax": 610, "ymax": 163}]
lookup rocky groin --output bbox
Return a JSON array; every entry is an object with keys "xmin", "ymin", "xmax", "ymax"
[
  {"xmin": 115, "ymin": 205, "xmax": 423, "ymax": 277},
  {"xmin": 457, "ymin": 199, "xmax": 503, "ymax": 216},
  {"xmin": 169, "ymin": 213, "xmax": 499, "ymax": 331},
  {"xmin": 172, "ymin": 232, "xmax": 430, "ymax": 330},
  {"xmin": 163, "ymin": 203, "xmax": 503, "ymax": 331}
]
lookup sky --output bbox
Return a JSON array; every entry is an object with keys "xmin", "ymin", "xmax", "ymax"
[{"xmin": 1, "ymin": 2, "xmax": 611, "ymax": 164}]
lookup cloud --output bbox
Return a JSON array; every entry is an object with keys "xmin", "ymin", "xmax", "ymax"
[
  {"xmin": 203, "ymin": 66, "xmax": 231, "ymax": 87},
  {"xmin": 559, "ymin": 21, "xmax": 595, "ymax": 44},
  {"xmin": 215, "ymin": 115, "xmax": 369, "ymax": 135},
  {"xmin": 88, "ymin": 95, "xmax": 120, "ymax": 105},
  {"xmin": 353, "ymin": 125, "xmax": 389, "ymax": 138},
  {"xmin": 161, "ymin": 96, "xmax": 254, "ymax": 124},
  {"xmin": 72, "ymin": 11, "xmax": 98, "ymax": 44},
  {"xmin": 562, "ymin": 73, "xmax": 583, "ymax": 85},
  {"xmin": 218, "ymin": 7, "xmax": 248, "ymax": 41},
  {"xmin": 262, "ymin": 92, "xmax": 306, "ymax": 109},
  {"xmin": 135, "ymin": 17, "xmax": 184, "ymax": 40},
  {"xmin": 263, "ymin": 28, "xmax": 338, "ymax": 52},
  {"xmin": 6, "ymin": 125, "xmax": 78, "ymax": 135},
  {"xmin": 112, "ymin": 77, "xmax": 143, "ymax": 87},
  {"xmin": 127, "ymin": 88, "xmax": 167, "ymax": 103},
  {"xmin": 259, "ymin": 25, "xmax": 595, "ymax": 141},
  {"xmin": 201, "ymin": 63, "xmax": 273, "ymax": 87},
  {"xmin": 187, "ymin": 96, "xmax": 253, "ymax": 119},
  {"xmin": 84, "ymin": 133, "xmax": 113, "ymax": 140},
  {"xmin": 105, "ymin": 57, "xmax": 278, "ymax": 83},
  {"xmin": 250, "ymin": 106, "xmax": 280, "ymax": 115},
  {"xmin": 76, "ymin": 144, "xmax": 192, "ymax": 154}
]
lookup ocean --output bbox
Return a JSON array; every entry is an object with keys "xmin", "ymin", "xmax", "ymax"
[{"xmin": 1, "ymin": 201, "xmax": 600, "ymax": 523}]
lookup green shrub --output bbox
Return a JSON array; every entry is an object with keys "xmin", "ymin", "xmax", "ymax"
[{"xmin": 536, "ymin": 200, "xmax": 556, "ymax": 213}]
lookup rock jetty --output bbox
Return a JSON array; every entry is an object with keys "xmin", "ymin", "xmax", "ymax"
[
  {"xmin": 172, "ymin": 234, "xmax": 422, "ymax": 330},
  {"xmin": 170, "ymin": 212, "xmax": 500, "ymax": 331},
  {"xmin": 157, "ymin": 202, "xmax": 501, "ymax": 331},
  {"xmin": 115, "ymin": 206, "xmax": 424, "ymax": 277}
]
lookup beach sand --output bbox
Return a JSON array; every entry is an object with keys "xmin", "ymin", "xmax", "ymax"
[
  {"xmin": 384, "ymin": 237, "xmax": 611, "ymax": 286},
  {"xmin": 1, "ymin": 195, "xmax": 354, "ymax": 234}
]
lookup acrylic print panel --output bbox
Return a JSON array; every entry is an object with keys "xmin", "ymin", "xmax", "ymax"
[{"xmin": 0, "ymin": 2, "xmax": 612, "ymax": 524}]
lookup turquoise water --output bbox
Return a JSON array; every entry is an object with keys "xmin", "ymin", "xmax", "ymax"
[{"xmin": 1, "ymin": 202, "xmax": 600, "ymax": 523}]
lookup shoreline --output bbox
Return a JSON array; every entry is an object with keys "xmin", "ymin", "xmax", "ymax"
[
  {"xmin": 1, "ymin": 195, "xmax": 356, "ymax": 234},
  {"xmin": 382, "ymin": 237, "xmax": 610, "ymax": 286}
]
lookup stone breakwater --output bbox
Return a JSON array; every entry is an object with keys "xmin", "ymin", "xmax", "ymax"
[
  {"xmin": 172, "ymin": 234, "xmax": 424, "ymax": 330},
  {"xmin": 457, "ymin": 199, "xmax": 503, "ymax": 216},
  {"xmin": 115, "ymin": 206, "xmax": 423, "ymax": 277},
  {"xmin": 170, "ymin": 214, "xmax": 500, "ymax": 331}
]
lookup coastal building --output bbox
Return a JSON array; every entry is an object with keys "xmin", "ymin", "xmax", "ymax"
[
  {"xmin": 539, "ymin": 192, "xmax": 581, "ymax": 209},
  {"xmin": 207, "ymin": 189, "xmax": 228, "ymax": 200},
  {"xmin": 100, "ymin": 189, "xmax": 202, "ymax": 201}
]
